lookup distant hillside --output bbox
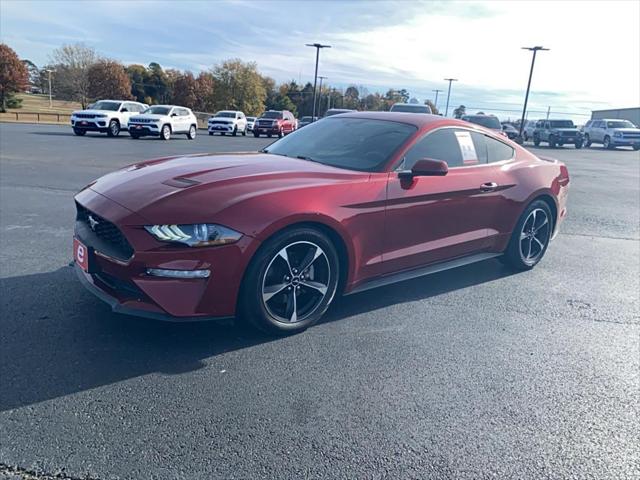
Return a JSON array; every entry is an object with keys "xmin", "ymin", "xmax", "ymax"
[{"xmin": 8, "ymin": 93, "xmax": 81, "ymax": 114}]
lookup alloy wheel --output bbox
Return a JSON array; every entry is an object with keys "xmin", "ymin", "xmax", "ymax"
[
  {"xmin": 261, "ymin": 241, "xmax": 331, "ymax": 324},
  {"xmin": 519, "ymin": 208, "xmax": 551, "ymax": 265}
]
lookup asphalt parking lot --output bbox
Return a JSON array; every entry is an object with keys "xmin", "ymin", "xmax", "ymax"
[{"xmin": 1, "ymin": 122, "xmax": 638, "ymax": 479}]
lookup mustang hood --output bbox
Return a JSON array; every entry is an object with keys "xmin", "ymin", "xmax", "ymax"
[{"xmin": 88, "ymin": 153, "xmax": 367, "ymax": 224}]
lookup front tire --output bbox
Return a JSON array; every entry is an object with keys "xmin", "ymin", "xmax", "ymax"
[
  {"xmin": 238, "ymin": 227, "xmax": 340, "ymax": 335},
  {"xmin": 160, "ymin": 124, "xmax": 171, "ymax": 140},
  {"xmin": 575, "ymin": 139, "xmax": 583, "ymax": 149},
  {"xmin": 130, "ymin": 133, "xmax": 140, "ymax": 139},
  {"xmin": 232, "ymin": 125, "xmax": 237, "ymax": 137},
  {"xmin": 73, "ymin": 128, "xmax": 86, "ymax": 136},
  {"xmin": 106, "ymin": 120, "xmax": 120, "ymax": 137},
  {"xmin": 584, "ymin": 134, "xmax": 592, "ymax": 147},
  {"xmin": 604, "ymin": 136, "xmax": 613, "ymax": 149},
  {"xmin": 501, "ymin": 200, "xmax": 553, "ymax": 271},
  {"xmin": 548, "ymin": 135, "xmax": 556, "ymax": 148},
  {"xmin": 533, "ymin": 135, "xmax": 541, "ymax": 147},
  {"xmin": 633, "ymin": 144, "xmax": 640, "ymax": 151},
  {"xmin": 242, "ymin": 126, "xmax": 247, "ymax": 136},
  {"xmin": 254, "ymin": 132, "xmax": 260, "ymax": 138},
  {"xmin": 187, "ymin": 125, "xmax": 196, "ymax": 140}
]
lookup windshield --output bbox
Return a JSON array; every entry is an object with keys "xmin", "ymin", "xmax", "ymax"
[
  {"xmin": 464, "ymin": 115, "xmax": 501, "ymax": 130},
  {"xmin": 301, "ymin": 117, "xmax": 313, "ymax": 122},
  {"xmin": 144, "ymin": 106, "xmax": 171, "ymax": 115},
  {"xmin": 263, "ymin": 118, "xmax": 416, "ymax": 172},
  {"xmin": 549, "ymin": 120, "xmax": 575, "ymax": 128},
  {"xmin": 262, "ymin": 111, "xmax": 283, "ymax": 119},
  {"xmin": 390, "ymin": 104, "xmax": 431, "ymax": 113},
  {"xmin": 215, "ymin": 112, "xmax": 236, "ymax": 118},
  {"xmin": 607, "ymin": 120, "xmax": 635, "ymax": 128},
  {"xmin": 247, "ymin": 117, "xmax": 256, "ymax": 121},
  {"xmin": 92, "ymin": 101, "xmax": 121, "ymax": 111}
]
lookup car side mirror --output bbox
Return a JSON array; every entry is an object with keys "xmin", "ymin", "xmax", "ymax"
[
  {"xmin": 120, "ymin": 108, "xmax": 128, "ymax": 112},
  {"xmin": 398, "ymin": 158, "xmax": 448, "ymax": 180},
  {"xmin": 171, "ymin": 113, "xmax": 178, "ymax": 117}
]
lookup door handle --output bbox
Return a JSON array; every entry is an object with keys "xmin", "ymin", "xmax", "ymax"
[{"xmin": 480, "ymin": 182, "xmax": 498, "ymax": 192}]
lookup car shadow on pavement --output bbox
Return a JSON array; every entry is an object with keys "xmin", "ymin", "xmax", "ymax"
[{"xmin": 0, "ymin": 259, "xmax": 514, "ymax": 412}]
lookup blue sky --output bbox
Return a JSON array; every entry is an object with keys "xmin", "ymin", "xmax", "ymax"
[{"xmin": 2, "ymin": 0, "xmax": 639, "ymax": 122}]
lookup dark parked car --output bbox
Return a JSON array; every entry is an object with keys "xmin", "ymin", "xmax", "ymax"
[
  {"xmin": 501, "ymin": 123, "xmax": 519, "ymax": 140},
  {"xmin": 299, "ymin": 116, "xmax": 318, "ymax": 127},
  {"xmin": 253, "ymin": 110, "xmax": 296, "ymax": 138},
  {"xmin": 533, "ymin": 119, "xmax": 583, "ymax": 148},
  {"xmin": 390, "ymin": 103, "xmax": 432, "ymax": 114},
  {"xmin": 73, "ymin": 112, "xmax": 569, "ymax": 335},
  {"xmin": 462, "ymin": 114, "xmax": 508, "ymax": 137}
]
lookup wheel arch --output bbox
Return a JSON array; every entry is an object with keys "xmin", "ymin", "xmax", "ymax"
[{"xmin": 247, "ymin": 216, "xmax": 354, "ymax": 294}]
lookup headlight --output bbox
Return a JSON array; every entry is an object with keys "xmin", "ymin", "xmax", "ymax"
[
  {"xmin": 96, "ymin": 114, "xmax": 107, "ymax": 118},
  {"xmin": 613, "ymin": 131, "xmax": 622, "ymax": 137},
  {"xmin": 145, "ymin": 224, "xmax": 242, "ymax": 247}
]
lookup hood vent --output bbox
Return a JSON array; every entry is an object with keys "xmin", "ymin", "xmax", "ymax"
[{"xmin": 162, "ymin": 177, "xmax": 201, "ymax": 188}]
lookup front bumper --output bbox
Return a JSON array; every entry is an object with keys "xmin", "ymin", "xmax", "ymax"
[
  {"xmin": 208, "ymin": 123, "xmax": 234, "ymax": 133},
  {"xmin": 73, "ymin": 189, "xmax": 259, "ymax": 320},
  {"xmin": 71, "ymin": 118, "xmax": 109, "ymax": 132},
  {"xmin": 128, "ymin": 123, "xmax": 160, "ymax": 136},
  {"xmin": 612, "ymin": 137, "xmax": 640, "ymax": 146}
]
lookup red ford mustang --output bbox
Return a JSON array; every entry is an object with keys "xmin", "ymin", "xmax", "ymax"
[{"xmin": 73, "ymin": 112, "xmax": 569, "ymax": 334}]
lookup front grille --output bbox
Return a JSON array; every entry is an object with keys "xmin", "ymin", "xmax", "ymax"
[
  {"xmin": 561, "ymin": 131, "xmax": 577, "ymax": 137},
  {"xmin": 622, "ymin": 133, "xmax": 640, "ymax": 139},
  {"xmin": 76, "ymin": 204, "xmax": 134, "ymax": 260},
  {"xmin": 130, "ymin": 118, "xmax": 153, "ymax": 123},
  {"xmin": 76, "ymin": 113, "xmax": 96, "ymax": 119},
  {"xmin": 209, "ymin": 120, "xmax": 230, "ymax": 125},
  {"xmin": 257, "ymin": 120, "xmax": 275, "ymax": 127}
]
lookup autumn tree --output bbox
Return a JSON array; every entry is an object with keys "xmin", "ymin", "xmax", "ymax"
[
  {"xmin": 425, "ymin": 99, "xmax": 439, "ymax": 115},
  {"xmin": 50, "ymin": 43, "xmax": 100, "ymax": 107},
  {"xmin": 0, "ymin": 44, "xmax": 29, "ymax": 112},
  {"xmin": 194, "ymin": 72, "xmax": 215, "ymax": 112},
  {"xmin": 211, "ymin": 59, "xmax": 266, "ymax": 116},
  {"xmin": 87, "ymin": 60, "xmax": 132, "ymax": 101},
  {"xmin": 343, "ymin": 86, "xmax": 360, "ymax": 109},
  {"xmin": 453, "ymin": 105, "xmax": 466, "ymax": 118},
  {"xmin": 126, "ymin": 64, "xmax": 148, "ymax": 102},
  {"xmin": 171, "ymin": 71, "xmax": 198, "ymax": 109}
]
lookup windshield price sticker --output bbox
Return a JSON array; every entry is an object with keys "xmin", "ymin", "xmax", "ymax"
[{"xmin": 454, "ymin": 131, "xmax": 478, "ymax": 165}]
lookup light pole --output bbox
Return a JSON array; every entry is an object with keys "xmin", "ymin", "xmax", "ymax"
[
  {"xmin": 432, "ymin": 89, "xmax": 443, "ymax": 111},
  {"xmin": 317, "ymin": 75, "xmax": 327, "ymax": 117},
  {"xmin": 444, "ymin": 78, "xmax": 457, "ymax": 117},
  {"xmin": 305, "ymin": 43, "xmax": 331, "ymax": 121},
  {"xmin": 45, "ymin": 69, "xmax": 55, "ymax": 108},
  {"xmin": 517, "ymin": 46, "xmax": 549, "ymax": 143}
]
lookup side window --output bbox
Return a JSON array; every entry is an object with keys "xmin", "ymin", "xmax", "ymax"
[
  {"xmin": 536, "ymin": 121, "xmax": 543, "ymax": 128},
  {"xmin": 470, "ymin": 132, "xmax": 488, "ymax": 164},
  {"xmin": 485, "ymin": 136, "xmax": 514, "ymax": 163},
  {"xmin": 404, "ymin": 129, "xmax": 464, "ymax": 168}
]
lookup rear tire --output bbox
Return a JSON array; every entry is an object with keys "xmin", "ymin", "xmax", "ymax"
[
  {"xmin": 73, "ymin": 128, "xmax": 86, "ymax": 136},
  {"xmin": 106, "ymin": 119, "xmax": 120, "ymax": 137},
  {"xmin": 575, "ymin": 140, "xmax": 583, "ymax": 149},
  {"xmin": 501, "ymin": 200, "xmax": 553, "ymax": 271},
  {"xmin": 584, "ymin": 134, "xmax": 592, "ymax": 147},
  {"xmin": 238, "ymin": 227, "xmax": 340, "ymax": 335},
  {"xmin": 533, "ymin": 136, "xmax": 540, "ymax": 147},
  {"xmin": 633, "ymin": 145, "xmax": 640, "ymax": 151},
  {"xmin": 548, "ymin": 135, "xmax": 556, "ymax": 148}
]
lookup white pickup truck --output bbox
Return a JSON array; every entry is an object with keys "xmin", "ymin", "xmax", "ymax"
[{"xmin": 71, "ymin": 100, "xmax": 147, "ymax": 137}]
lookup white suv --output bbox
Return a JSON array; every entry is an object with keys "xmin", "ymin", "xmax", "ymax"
[
  {"xmin": 128, "ymin": 105, "xmax": 198, "ymax": 140},
  {"xmin": 71, "ymin": 100, "xmax": 147, "ymax": 137},
  {"xmin": 208, "ymin": 110, "xmax": 248, "ymax": 136}
]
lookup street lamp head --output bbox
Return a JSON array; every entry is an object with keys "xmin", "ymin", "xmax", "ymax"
[
  {"xmin": 444, "ymin": 78, "xmax": 458, "ymax": 82},
  {"xmin": 522, "ymin": 46, "xmax": 550, "ymax": 51},
  {"xmin": 306, "ymin": 43, "xmax": 331, "ymax": 49}
]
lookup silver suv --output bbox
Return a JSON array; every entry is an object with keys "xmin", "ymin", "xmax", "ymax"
[{"xmin": 582, "ymin": 119, "xmax": 640, "ymax": 150}]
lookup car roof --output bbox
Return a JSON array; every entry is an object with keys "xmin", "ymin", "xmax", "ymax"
[{"xmin": 331, "ymin": 111, "xmax": 480, "ymax": 129}]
